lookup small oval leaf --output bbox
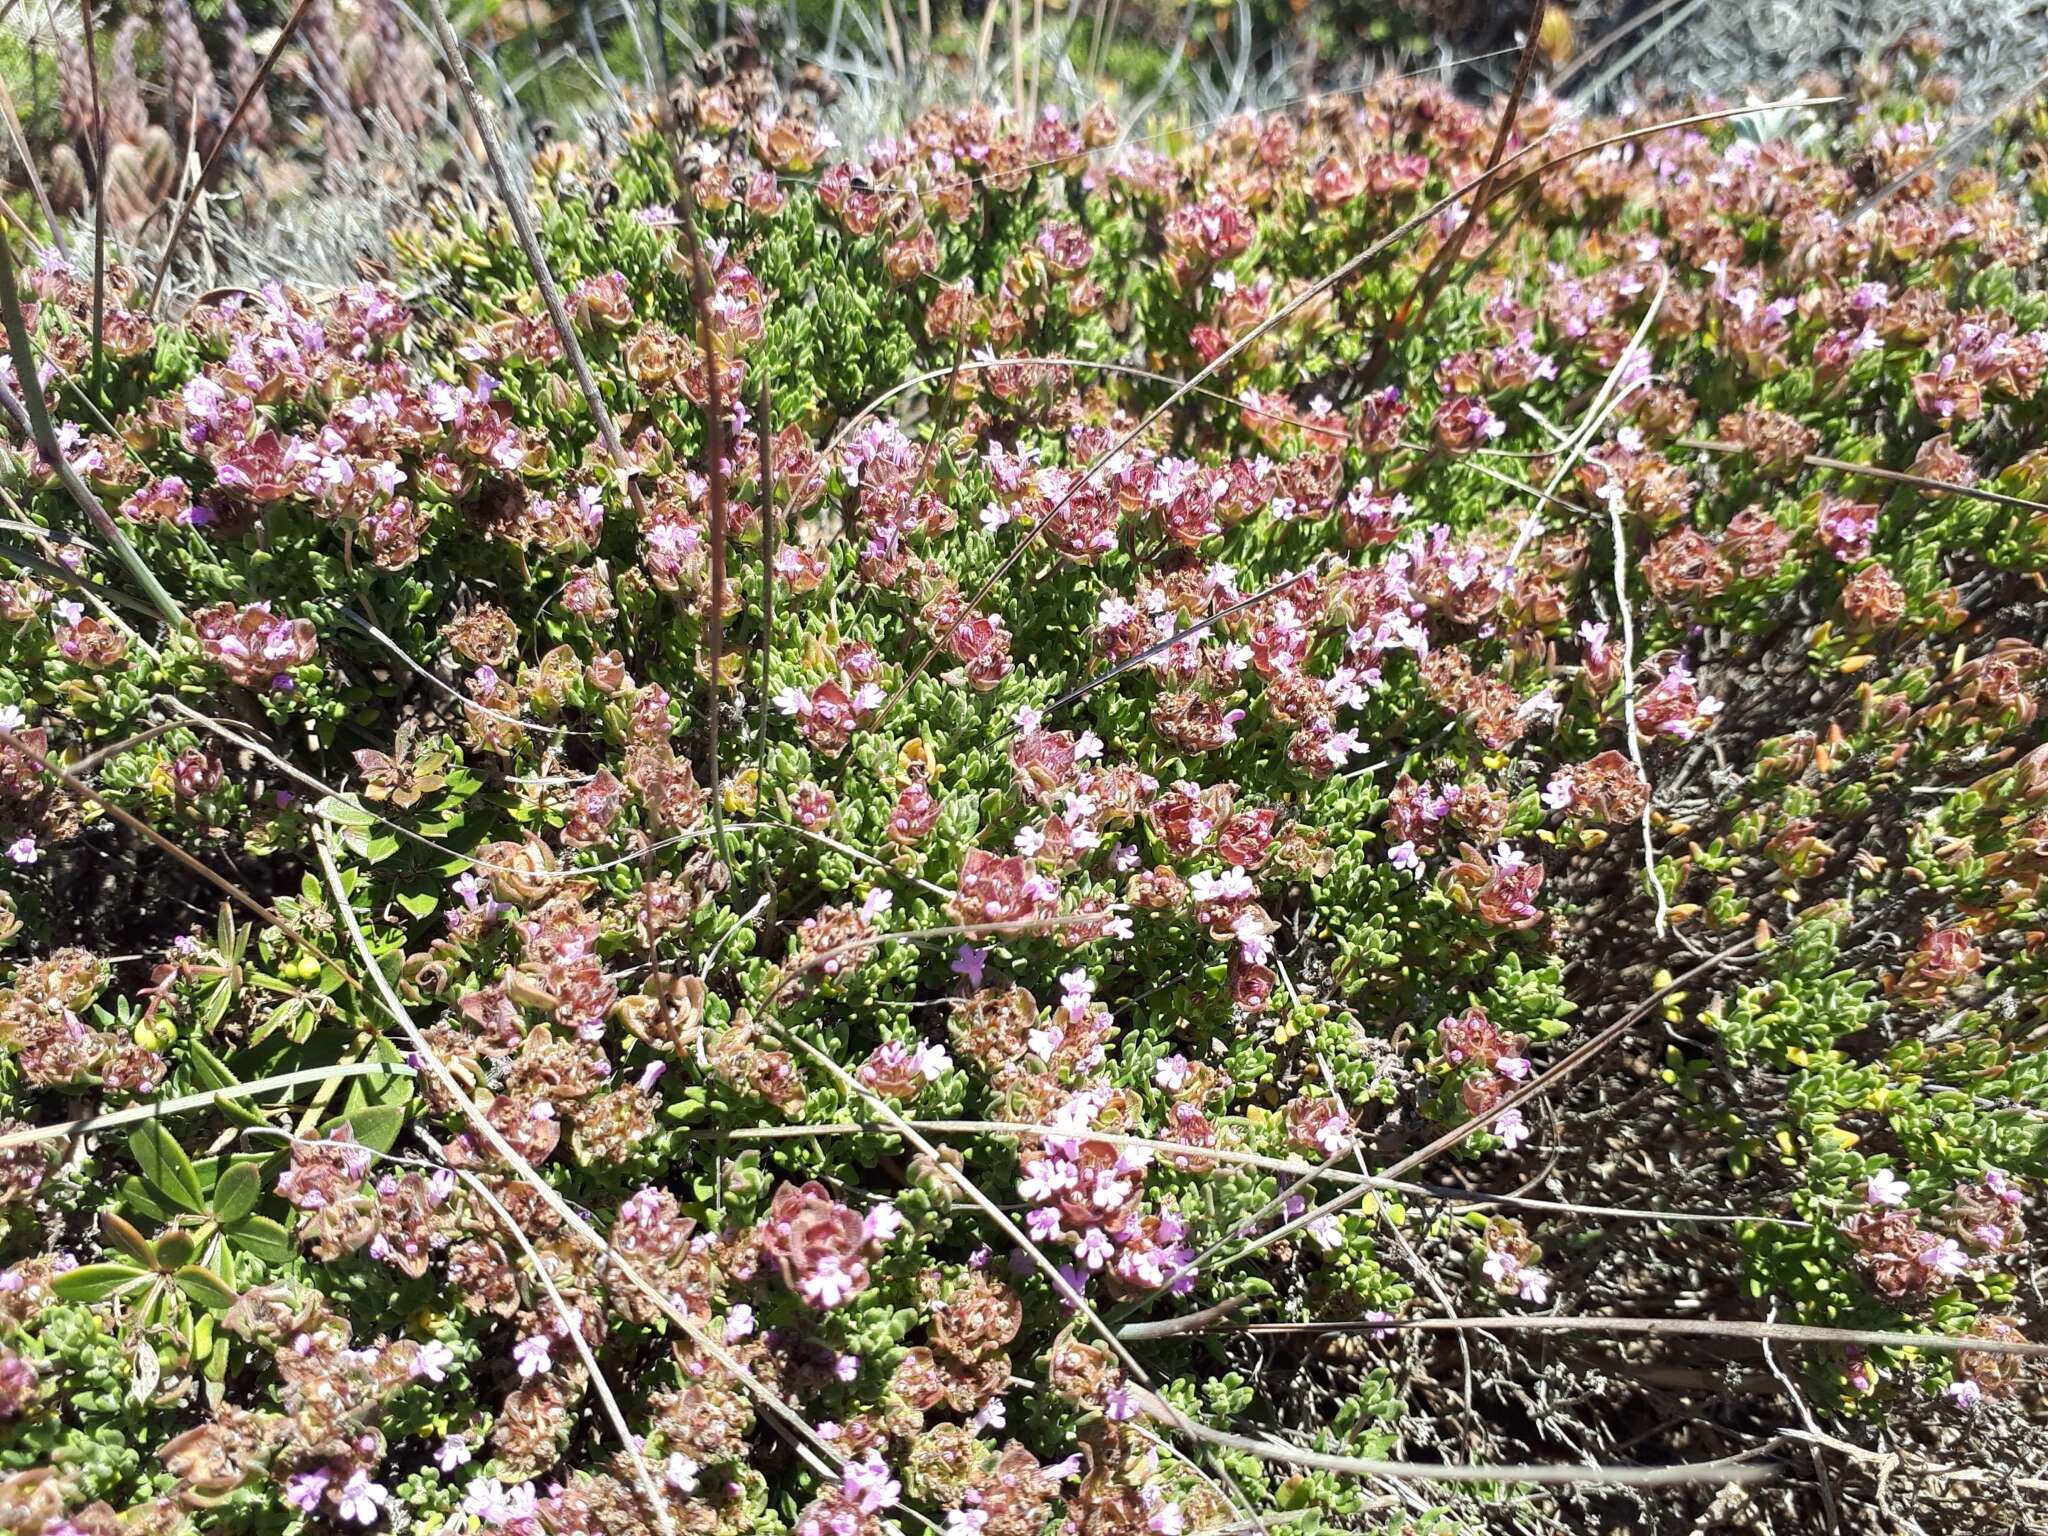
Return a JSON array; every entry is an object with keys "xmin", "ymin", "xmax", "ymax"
[
  {"xmin": 129, "ymin": 1121, "xmax": 205, "ymax": 1214},
  {"xmin": 100, "ymin": 1211, "xmax": 157, "ymax": 1267},
  {"xmin": 51, "ymin": 1262, "xmax": 150, "ymax": 1303},
  {"xmin": 173, "ymin": 1265, "xmax": 241, "ymax": 1313},
  {"xmin": 210, "ymin": 1163, "xmax": 261, "ymax": 1226},
  {"xmin": 222, "ymin": 1215, "xmax": 295, "ymax": 1266},
  {"xmin": 327, "ymin": 1102, "xmax": 407, "ymax": 1155}
]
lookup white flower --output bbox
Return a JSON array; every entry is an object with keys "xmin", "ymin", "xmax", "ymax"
[
  {"xmin": 1494, "ymin": 1107, "xmax": 1531, "ymax": 1151},
  {"xmin": 512, "ymin": 1333, "xmax": 553, "ymax": 1378},
  {"xmin": 336, "ymin": 1470, "xmax": 387, "ymax": 1526},
  {"xmin": 1864, "ymin": 1169, "xmax": 1911, "ymax": 1208}
]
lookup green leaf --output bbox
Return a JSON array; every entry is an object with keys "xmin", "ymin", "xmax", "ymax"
[
  {"xmin": 173, "ymin": 1265, "xmax": 240, "ymax": 1313},
  {"xmin": 51, "ymin": 1263, "xmax": 150, "ymax": 1303},
  {"xmin": 222, "ymin": 1215, "xmax": 294, "ymax": 1266},
  {"xmin": 119, "ymin": 1175, "xmax": 169, "ymax": 1224},
  {"xmin": 395, "ymin": 891, "xmax": 439, "ymax": 919},
  {"xmin": 314, "ymin": 793, "xmax": 377, "ymax": 829},
  {"xmin": 129, "ymin": 1121, "xmax": 205, "ymax": 1214},
  {"xmin": 328, "ymin": 1102, "xmax": 407, "ymax": 1154},
  {"xmin": 187, "ymin": 1042, "xmax": 267, "ymax": 1129},
  {"xmin": 100, "ymin": 1211, "xmax": 157, "ymax": 1266},
  {"xmin": 199, "ymin": 979, "xmax": 236, "ymax": 1032},
  {"xmin": 210, "ymin": 1162, "xmax": 261, "ymax": 1226}
]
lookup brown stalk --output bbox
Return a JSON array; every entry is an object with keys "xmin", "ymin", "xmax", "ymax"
[
  {"xmin": 1549, "ymin": 0, "xmax": 1695, "ymax": 92},
  {"xmin": 1120, "ymin": 939, "xmax": 1761, "ymax": 1315},
  {"xmin": 1683, "ymin": 438, "xmax": 2048, "ymax": 517},
  {"xmin": 1134, "ymin": 1403, "xmax": 1773, "ymax": 1488},
  {"xmin": 145, "ymin": 0, "xmax": 318, "ymax": 315},
  {"xmin": 0, "ymin": 71, "xmax": 69, "ymax": 257},
  {"xmin": 308, "ymin": 831, "xmax": 875, "ymax": 1512},
  {"xmin": 0, "ymin": 725, "xmax": 337, "ymax": 975},
  {"xmin": 755, "ymin": 371, "xmax": 775, "ymax": 795},
  {"xmin": 701, "ymin": 1118, "xmax": 1810, "ymax": 1229},
  {"xmin": 676, "ymin": 176, "xmax": 731, "ymax": 869},
  {"xmin": 77, "ymin": 0, "xmax": 105, "ymax": 396},
  {"xmin": 0, "ymin": 744, "xmax": 851, "ymax": 1521},
  {"xmin": 1356, "ymin": 0, "xmax": 1550, "ymax": 392},
  {"xmin": 417, "ymin": 0, "xmax": 653, "ymax": 526},
  {"xmin": 0, "ymin": 238, "xmax": 187, "ymax": 628},
  {"xmin": 1211, "ymin": 1313, "xmax": 2048, "ymax": 1360}
]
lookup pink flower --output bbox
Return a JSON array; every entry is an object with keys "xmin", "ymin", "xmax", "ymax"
[
  {"xmin": 801, "ymin": 1255, "xmax": 859, "ymax": 1308},
  {"xmin": 863, "ymin": 1204, "xmax": 906, "ymax": 1246},
  {"xmin": 284, "ymin": 1469, "xmax": 330, "ymax": 1514},
  {"xmin": 512, "ymin": 1334, "xmax": 553, "ymax": 1378},
  {"xmin": 411, "ymin": 1340, "xmax": 454, "ymax": 1382},
  {"xmin": 841, "ymin": 1451, "xmax": 901, "ymax": 1515},
  {"xmin": 950, "ymin": 944, "xmax": 989, "ymax": 987}
]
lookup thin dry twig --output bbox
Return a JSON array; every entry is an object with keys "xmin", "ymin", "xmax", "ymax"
[
  {"xmin": 756, "ymin": 370, "xmax": 776, "ymax": 792},
  {"xmin": 77, "ymin": 0, "xmax": 106, "ymax": 395},
  {"xmin": 1683, "ymin": 438, "xmax": 2048, "ymax": 517},
  {"xmin": 418, "ymin": 0, "xmax": 652, "ymax": 527},
  {"xmin": 1357, "ymin": 0, "xmax": 1550, "ymax": 389},
  {"xmin": 308, "ymin": 830, "xmax": 908, "ymax": 1522},
  {"xmin": 0, "ymin": 69, "xmax": 69, "ymax": 257},
  {"xmin": 1212, "ymin": 1313, "xmax": 2048, "ymax": 1360},
  {"xmin": 1137, "ymin": 1398, "xmax": 1775, "ymax": 1488},
  {"xmin": 699, "ymin": 1117, "xmax": 1810, "ymax": 1228},
  {"xmin": 1122, "ymin": 939, "xmax": 1760, "ymax": 1311},
  {"xmin": 0, "ymin": 1062, "xmax": 413, "ymax": 1151},
  {"xmin": 676, "ymin": 176, "xmax": 732, "ymax": 868},
  {"xmin": 0, "ymin": 368, "xmax": 189, "ymax": 630}
]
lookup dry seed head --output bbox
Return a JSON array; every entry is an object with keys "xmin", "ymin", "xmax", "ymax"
[
  {"xmin": 106, "ymin": 16, "xmax": 151, "ymax": 148},
  {"xmin": 300, "ymin": 0, "xmax": 361, "ymax": 164},
  {"xmin": 58, "ymin": 39, "xmax": 96, "ymax": 143},
  {"xmin": 159, "ymin": 0, "xmax": 223, "ymax": 141},
  {"xmin": 219, "ymin": 1, "xmax": 274, "ymax": 149},
  {"xmin": 103, "ymin": 125, "xmax": 177, "ymax": 230}
]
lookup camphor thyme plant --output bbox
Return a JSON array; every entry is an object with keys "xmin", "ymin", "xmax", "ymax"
[{"xmin": 1, "ymin": 23, "xmax": 2047, "ymax": 1536}]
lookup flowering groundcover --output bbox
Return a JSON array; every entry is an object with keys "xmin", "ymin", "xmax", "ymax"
[{"xmin": 1, "ymin": 48, "xmax": 2047, "ymax": 1536}]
